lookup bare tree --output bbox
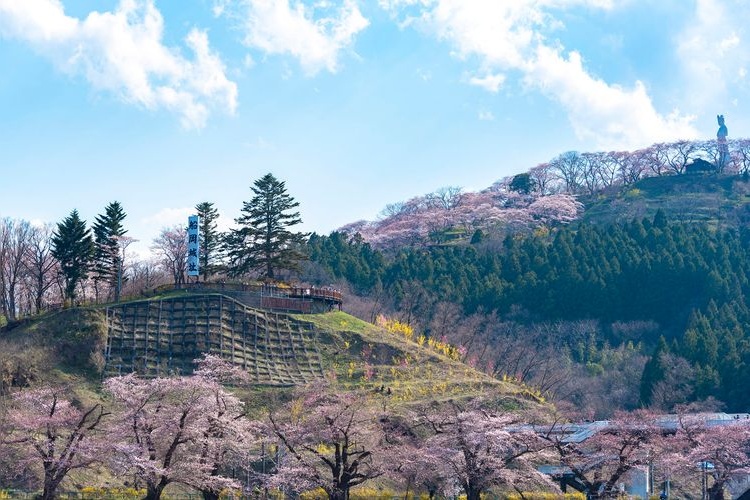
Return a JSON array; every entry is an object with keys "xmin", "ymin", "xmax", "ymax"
[
  {"xmin": 597, "ymin": 151, "xmax": 622, "ymax": 189},
  {"xmin": 618, "ymin": 149, "xmax": 649, "ymax": 185},
  {"xmin": 644, "ymin": 143, "xmax": 670, "ymax": 176},
  {"xmin": 151, "ymin": 226, "xmax": 187, "ymax": 286},
  {"xmin": 528, "ymin": 162, "xmax": 559, "ymax": 195},
  {"xmin": 126, "ymin": 258, "xmax": 166, "ymax": 296},
  {"xmin": 550, "ymin": 151, "xmax": 584, "ymax": 194},
  {"xmin": 23, "ymin": 224, "xmax": 59, "ymax": 314},
  {"xmin": 664, "ymin": 140, "xmax": 697, "ymax": 175},
  {"xmin": 580, "ymin": 152, "xmax": 604, "ymax": 195},
  {"xmin": 731, "ymin": 138, "xmax": 750, "ymax": 175},
  {"xmin": 0, "ymin": 219, "xmax": 33, "ymax": 320},
  {"xmin": 425, "ymin": 186, "xmax": 464, "ymax": 210}
]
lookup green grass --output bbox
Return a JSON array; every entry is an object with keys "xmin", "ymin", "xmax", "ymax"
[
  {"xmin": 297, "ymin": 311, "xmax": 543, "ymax": 410},
  {"xmin": 0, "ymin": 307, "xmax": 107, "ymax": 406},
  {"xmin": 2, "ymin": 298, "xmax": 543, "ymax": 413},
  {"xmin": 582, "ymin": 173, "xmax": 750, "ymax": 226}
]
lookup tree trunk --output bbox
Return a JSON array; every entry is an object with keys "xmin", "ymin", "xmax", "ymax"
[
  {"xmin": 466, "ymin": 487, "xmax": 482, "ymax": 500},
  {"xmin": 708, "ymin": 481, "xmax": 725, "ymax": 500},
  {"xmin": 328, "ymin": 487, "xmax": 349, "ymax": 500},
  {"xmin": 202, "ymin": 490, "xmax": 220, "ymax": 500},
  {"xmin": 144, "ymin": 483, "xmax": 166, "ymax": 500},
  {"xmin": 39, "ymin": 474, "xmax": 63, "ymax": 500}
]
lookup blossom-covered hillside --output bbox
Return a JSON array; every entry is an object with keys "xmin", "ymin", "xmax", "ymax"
[{"xmin": 339, "ymin": 184, "xmax": 582, "ymax": 248}]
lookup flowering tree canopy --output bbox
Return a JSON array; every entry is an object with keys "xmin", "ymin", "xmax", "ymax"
[
  {"xmin": 676, "ymin": 414, "xmax": 750, "ymax": 500},
  {"xmin": 3, "ymin": 386, "xmax": 109, "ymax": 500},
  {"xmin": 414, "ymin": 399, "xmax": 552, "ymax": 500},
  {"xmin": 104, "ymin": 370, "xmax": 248, "ymax": 500},
  {"xmin": 265, "ymin": 387, "xmax": 388, "ymax": 500},
  {"xmin": 546, "ymin": 410, "xmax": 662, "ymax": 499}
]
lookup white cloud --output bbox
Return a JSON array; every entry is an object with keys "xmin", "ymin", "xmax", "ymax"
[
  {"xmin": 215, "ymin": 0, "xmax": 369, "ymax": 75},
  {"xmin": 0, "ymin": 0, "xmax": 237, "ymax": 129},
  {"xmin": 467, "ymin": 73, "xmax": 505, "ymax": 93},
  {"xmin": 676, "ymin": 0, "xmax": 750, "ymax": 111},
  {"xmin": 382, "ymin": 0, "xmax": 698, "ymax": 149},
  {"xmin": 141, "ymin": 207, "xmax": 196, "ymax": 229},
  {"xmin": 527, "ymin": 46, "xmax": 696, "ymax": 149}
]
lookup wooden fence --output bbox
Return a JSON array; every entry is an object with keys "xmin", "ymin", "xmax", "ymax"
[{"xmin": 155, "ymin": 282, "xmax": 343, "ymax": 313}]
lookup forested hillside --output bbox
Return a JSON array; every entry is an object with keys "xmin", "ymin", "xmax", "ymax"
[
  {"xmin": 341, "ymin": 138, "xmax": 750, "ymax": 249},
  {"xmin": 306, "ymin": 208, "xmax": 750, "ymax": 414}
]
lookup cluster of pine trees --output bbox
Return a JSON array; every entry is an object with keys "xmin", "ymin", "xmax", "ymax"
[{"xmin": 306, "ymin": 211, "xmax": 750, "ymax": 411}]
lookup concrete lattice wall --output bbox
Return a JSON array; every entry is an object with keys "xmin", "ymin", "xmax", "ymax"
[{"xmin": 104, "ymin": 294, "xmax": 325, "ymax": 385}]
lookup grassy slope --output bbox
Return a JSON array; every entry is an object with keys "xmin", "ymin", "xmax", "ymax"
[
  {"xmin": 581, "ymin": 173, "xmax": 750, "ymax": 226},
  {"xmin": 0, "ymin": 299, "xmax": 544, "ymax": 414},
  {"xmin": 0, "ymin": 307, "xmax": 107, "ymax": 404},
  {"xmin": 295, "ymin": 311, "xmax": 540, "ymax": 409}
]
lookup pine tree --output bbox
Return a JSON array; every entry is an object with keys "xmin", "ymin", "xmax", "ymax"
[
  {"xmin": 226, "ymin": 173, "xmax": 308, "ymax": 279},
  {"xmin": 51, "ymin": 210, "xmax": 94, "ymax": 303},
  {"xmin": 92, "ymin": 201, "xmax": 127, "ymax": 302},
  {"xmin": 639, "ymin": 336, "xmax": 669, "ymax": 406},
  {"xmin": 195, "ymin": 202, "xmax": 221, "ymax": 281}
]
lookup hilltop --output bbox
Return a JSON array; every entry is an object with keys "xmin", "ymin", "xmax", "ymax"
[{"xmin": 581, "ymin": 173, "xmax": 750, "ymax": 227}]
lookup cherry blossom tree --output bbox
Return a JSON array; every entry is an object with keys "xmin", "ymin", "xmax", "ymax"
[
  {"xmin": 644, "ymin": 143, "xmax": 670, "ymax": 177},
  {"xmin": 393, "ymin": 443, "xmax": 455, "ymax": 499},
  {"xmin": 675, "ymin": 413, "xmax": 750, "ymax": 500},
  {"xmin": 618, "ymin": 148, "xmax": 649, "ymax": 185},
  {"xmin": 265, "ymin": 387, "xmax": 388, "ymax": 499},
  {"xmin": 528, "ymin": 195, "xmax": 582, "ymax": 224},
  {"xmin": 731, "ymin": 138, "xmax": 750, "ymax": 175},
  {"xmin": 192, "ymin": 355, "xmax": 256, "ymax": 500},
  {"xmin": 545, "ymin": 410, "xmax": 662, "ymax": 499},
  {"xmin": 2, "ymin": 386, "xmax": 109, "ymax": 500},
  {"xmin": 414, "ymin": 400, "xmax": 552, "ymax": 500},
  {"xmin": 104, "ymin": 370, "xmax": 247, "ymax": 500}
]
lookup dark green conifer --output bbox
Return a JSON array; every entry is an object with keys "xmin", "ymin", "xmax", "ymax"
[
  {"xmin": 51, "ymin": 210, "xmax": 94, "ymax": 303},
  {"xmin": 226, "ymin": 173, "xmax": 308, "ymax": 279},
  {"xmin": 92, "ymin": 201, "xmax": 127, "ymax": 302},
  {"xmin": 195, "ymin": 201, "xmax": 221, "ymax": 281}
]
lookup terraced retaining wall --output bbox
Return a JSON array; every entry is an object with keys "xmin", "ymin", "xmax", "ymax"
[{"xmin": 104, "ymin": 294, "xmax": 325, "ymax": 385}]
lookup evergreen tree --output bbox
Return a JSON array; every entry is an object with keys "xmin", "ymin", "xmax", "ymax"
[
  {"xmin": 639, "ymin": 336, "xmax": 670, "ymax": 406},
  {"xmin": 92, "ymin": 201, "xmax": 127, "ymax": 302},
  {"xmin": 51, "ymin": 210, "xmax": 94, "ymax": 303},
  {"xmin": 195, "ymin": 202, "xmax": 221, "ymax": 281},
  {"xmin": 226, "ymin": 173, "xmax": 308, "ymax": 279},
  {"xmin": 508, "ymin": 172, "xmax": 535, "ymax": 194}
]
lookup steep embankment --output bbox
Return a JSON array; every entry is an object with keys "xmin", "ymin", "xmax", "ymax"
[
  {"xmin": 1, "ymin": 293, "xmax": 539, "ymax": 410},
  {"xmin": 0, "ymin": 307, "xmax": 107, "ymax": 401}
]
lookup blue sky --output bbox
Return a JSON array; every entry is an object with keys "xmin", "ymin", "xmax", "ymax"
[{"xmin": 1, "ymin": 0, "xmax": 748, "ymax": 257}]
